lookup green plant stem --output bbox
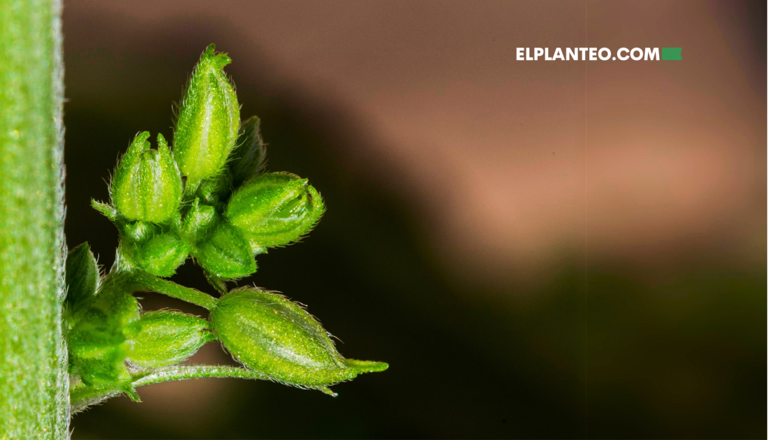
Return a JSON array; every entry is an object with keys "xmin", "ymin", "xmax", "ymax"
[
  {"xmin": 0, "ymin": 0, "xmax": 67, "ymax": 437},
  {"xmin": 106, "ymin": 270, "xmax": 219, "ymax": 310},
  {"xmin": 130, "ymin": 272, "xmax": 219, "ymax": 310},
  {"xmin": 70, "ymin": 365, "xmax": 269, "ymax": 413}
]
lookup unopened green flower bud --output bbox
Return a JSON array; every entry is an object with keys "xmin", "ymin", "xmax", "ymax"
[
  {"xmin": 69, "ymin": 308, "xmax": 127, "ymax": 360},
  {"xmin": 211, "ymin": 288, "xmax": 388, "ymax": 390},
  {"xmin": 121, "ymin": 231, "xmax": 190, "ymax": 277},
  {"xmin": 112, "ymin": 132, "xmax": 182, "ymax": 223},
  {"xmin": 68, "ymin": 286, "xmax": 139, "ymax": 385},
  {"xmin": 88, "ymin": 281, "xmax": 141, "ymax": 329},
  {"xmin": 194, "ymin": 222, "xmax": 256, "ymax": 279},
  {"xmin": 174, "ymin": 44, "xmax": 240, "ymax": 183},
  {"xmin": 72, "ymin": 350, "xmax": 129, "ymax": 386},
  {"xmin": 225, "ymin": 173, "xmax": 325, "ymax": 250},
  {"xmin": 181, "ymin": 198, "xmax": 219, "ymax": 242},
  {"xmin": 66, "ymin": 242, "xmax": 99, "ymax": 314},
  {"xmin": 126, "ymin": 311, "xmax": 216, "ymax": 368},
  {"xmin": 229, "ymin": 116, "xmax": 266, "ymax": 187},
  {"xmin": 139, "ymin": 233, "xmax": 190, "ymax": 276}
]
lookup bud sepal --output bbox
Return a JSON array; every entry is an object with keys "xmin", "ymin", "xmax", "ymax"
[
  {"xmin": 65, "ymin": 243, "xmax": 100, "ymax": 316},
  {"xmin": 229, "ymin": 116, "xmax": 267, "ymax": 186}
]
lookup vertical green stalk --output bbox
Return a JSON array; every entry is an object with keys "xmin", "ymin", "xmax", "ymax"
[{"xmin": 0, "ymin": 0, "xmax": 67, "ymax": 437}]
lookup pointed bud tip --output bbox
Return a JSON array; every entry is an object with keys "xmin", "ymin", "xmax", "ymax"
[
  {"xmin": 156, "ymin": 133, "xmax": 168, "ymax": 148},
  {"xmin": 202, "ymin": 43, "xmax": 231, "ymax": 70},
  {"xmin": 344, "ymin": 359, "xmax": 389, "ymax": 374},
  {"xmin": 125, "ymin": 132, "xmax": 151, "ymax": 156},
  {"xmin": 318, "ymin": 387, "xmax": 338, "ymax": 397}
]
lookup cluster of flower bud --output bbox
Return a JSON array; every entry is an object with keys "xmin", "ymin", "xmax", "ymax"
[
  {"xmin": 67, "ymin": 44, "xmax": 385, "ymax": 403},
  {"xmin": 66, "ymin": 245, "xmax": 211, "ymax": 386},
  {"xmin": 66, "ymin": 243, "xmax": 140, "ymax": 385},
  {"xmin": 96, "ymin": 44, "xmax": 324, "ymax": 281},
  {"xmin": 65, "ymin": 244, "xmax": 386, "ymax": 393}
]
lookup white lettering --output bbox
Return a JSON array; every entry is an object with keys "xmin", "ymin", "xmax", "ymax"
[
  {"xmin": 644, "ymin": 47, "xmax": 660, "ymax": 61},
  {"xmin": 617, "ymin": 48, "xmax": 630, "ymax": 61}
]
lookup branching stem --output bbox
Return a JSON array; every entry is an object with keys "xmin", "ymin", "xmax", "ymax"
[
  {"xmin": 70, "ymin": 365, "xmax": 269, "ymax": 413},
  {"xmin": 104, "ymin": 270, "xmax": 219, "ymax": 310}
]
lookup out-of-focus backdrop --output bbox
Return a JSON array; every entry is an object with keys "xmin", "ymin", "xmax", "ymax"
[{"xmin": 65, "ymin": 1, "xmax": 766, "ymax": 438}]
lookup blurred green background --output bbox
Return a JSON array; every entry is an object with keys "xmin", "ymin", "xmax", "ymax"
[{"xmin": 64, "ymin": 1, "xmax": 765, "ymax": 438}]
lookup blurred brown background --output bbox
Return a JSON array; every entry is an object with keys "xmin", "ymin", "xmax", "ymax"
[{"xmin": 64, "ymin": 0, "xmax": 766, "ymax": 438}]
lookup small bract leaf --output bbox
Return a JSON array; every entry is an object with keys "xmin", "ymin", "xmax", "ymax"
[
  {"xmin": 196, "ymin": 170, "xmax": 232, "ymax": 207},
  {"xmin": 91, "ymin": 199, "xmax": 118, "ymax": 220},
  {"xmin": 229, "ymin": 116, "xmax": 267, "ymax": 187},
  {"xmin": 211, "ymin": 288, "xmax": 388, "ymax": 390},
  {"xmin": 126, "ymin": 311, "xmax": 216, "ymax": 368},
  {"xmin": 119, "ymin": 220, "xmax": 159, "ymax": 243},
  {"xmin": 174, "ymin": 44, "xmax": 240, "ymax": 183},
  {"xmin": 225, "ymin": 173, "xmax": 325, "ymax": 251},
  {"xmin": 194, "ymin": 222, "xmax": 256, "ymax": 279},
  {"xmin": 112, "ymin": 132, "xmax": 183, "ymax": 223},
  {"xmin": 66, "ymin": 242, "xmax": 99, "ymax": 313}
]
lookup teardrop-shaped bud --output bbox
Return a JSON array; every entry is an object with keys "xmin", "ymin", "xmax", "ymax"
[
  {"xmin": 225, "ymin": 173, "xmax": 325, "ymax": 251},
  {"xmin": 211, "ymin": 288, "xmax": 388, "ymax": 391},
  {"xmin": 229, "ymin": 116, "xmax": 266, "ymax": 187},
  {"xmin": 174, "ymin": 44, "xmax": 240, "ymax": 183},
  {"xmin": 112, "ymin": 132, "xmax": 183, "ymax": 223},
  {"xmin": 119, "ymin": 231, "xmax": 190, "ymax": 277},
  {"xmin": 180, "ymin": 198, "xmax": 219, "ymax": 243},
  {"xmin": 66, "ymin": 242, "xmax": 99, "ymax": 314},
  {"xmin": 139, "ymin": 233, "xmax": 191, "ymax": 277},
  {"xmin": 194, "ymin": 222, "xmax": 256, "ymax": 279},
  {"xmin": 126, "ymin": 311, "xmax": 216, "ymax": 368}
]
